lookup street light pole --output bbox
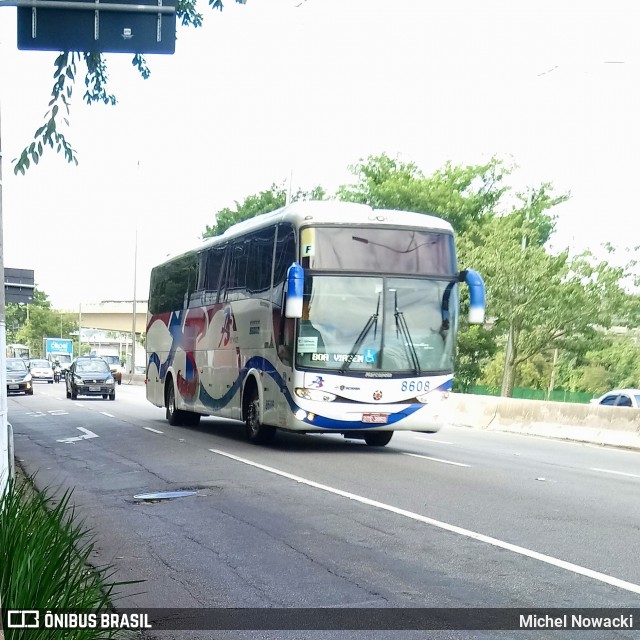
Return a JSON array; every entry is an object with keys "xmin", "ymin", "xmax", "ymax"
[
  {"xmin": 130, "ymin": 227, "xmax": 137, "ymax": 375},
  {"xmin": 0, "ymin": 90, "xmax": 11, "ymax": 496}
]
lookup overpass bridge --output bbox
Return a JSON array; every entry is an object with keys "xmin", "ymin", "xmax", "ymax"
[{"xmin": 66, "ymin": 301, "xmax": 149, "ymax": 334}]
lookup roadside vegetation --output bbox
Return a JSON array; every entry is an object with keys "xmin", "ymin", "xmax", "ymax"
[{"xmin": 0, "ymin": 472, "xmax": 133, "ymax": 639}]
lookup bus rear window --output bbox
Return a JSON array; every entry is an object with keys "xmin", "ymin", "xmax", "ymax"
[{"xmin": 300, "ymin": 227, "xmax": 456, "ymax": 276}]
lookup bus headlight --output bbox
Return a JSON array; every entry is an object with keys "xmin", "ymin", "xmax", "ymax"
[{"xmin": 294, "ymin": 388, "xmax": 336, "ymax": 402}]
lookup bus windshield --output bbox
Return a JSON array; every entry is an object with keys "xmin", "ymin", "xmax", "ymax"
[
  {"xmin": 296, "ymin": 275, "xmax": 458, "ymax": 374},
  {"xmin": 301, "ymin": 227, "xmax": 456, "ymax": 275}
]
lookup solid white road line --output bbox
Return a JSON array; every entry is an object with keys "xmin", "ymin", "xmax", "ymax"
[
  {"xmin": 209, "ymin": 448, "xmax": 640, "ymax": 595},
  {"xmin": 403, "ymin": 452, "xmax": 470, "ymax": 467},
  {"xmin": 591, "ymin": 467, "xmax": 640, "ymax": 479}
]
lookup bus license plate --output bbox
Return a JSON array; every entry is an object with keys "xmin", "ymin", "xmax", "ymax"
[
  {"xmin": 362, "ymin": 413, "xmax": 388, "ymax": 424},
  {"xmin": 89, "ymin": 386, "xmax": 101, "ymax": 391}
]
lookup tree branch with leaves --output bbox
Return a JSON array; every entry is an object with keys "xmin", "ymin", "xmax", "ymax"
[{"xmin": 13, "ymin": 0, "xmax": 246, "ymax": 174}]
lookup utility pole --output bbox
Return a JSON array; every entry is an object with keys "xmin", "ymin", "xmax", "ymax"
[
  {"xmin": 0, "ymin": 93, "xmax": 11, "ymax": 496},
  {"xmin": 78, "ymin": 303, "xmax": 82, "ymax": 356},
  {"xmin": 130, "ymin": 227, "xmax": 137, "ymax": 375}
]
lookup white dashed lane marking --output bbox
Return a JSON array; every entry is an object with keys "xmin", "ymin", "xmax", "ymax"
[
  {"xmin": 144, "ymin": 427, "xmax": 164, "ymax": 434},
  {"xmin": 403, "ymin": 452, "xmax": 471, "ymax": 467}
]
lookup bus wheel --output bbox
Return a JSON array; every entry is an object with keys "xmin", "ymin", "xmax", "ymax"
[
  {"xmin": 364, "ymin": 431, "xmax": 393, "ymax": 447},
  {"xmin": 166, "ymin": 381, "xmax": 200, "ymax": 426},
  {"xmin": 245, "ymin": 389, "xmax": 275, "ymax": 444},
  {"xmin": 166, "ymin": 382, "xmax": 182, "ymax": 426},
  {"xmin": 184, "ymin": 412, "xmax": 200, "ymax": 427}
]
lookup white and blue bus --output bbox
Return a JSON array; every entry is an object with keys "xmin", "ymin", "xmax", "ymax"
[{"xmin": 146, "ymin": 201, "xmax": 485, "ymax": 446}]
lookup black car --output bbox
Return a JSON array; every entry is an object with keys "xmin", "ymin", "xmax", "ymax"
[
  {"xmin": 6, "ymin": 357, "xmax": 33, "ymax": 395},
  {"xmin": 66, "ymin": 356, "xmax": 116, "ymax": 400}
]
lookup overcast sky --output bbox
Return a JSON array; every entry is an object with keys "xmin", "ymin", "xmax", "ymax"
[{"xmin": 1, "ymin": 0, "xmax": 638, "ymax": 311}]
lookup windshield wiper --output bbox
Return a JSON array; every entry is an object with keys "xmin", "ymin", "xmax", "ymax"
[
  {"xmin": 340, "ymin": 292, "xmax": 381, "ymax": 373},
  {"xmin": 393, "ymin": 290, "xmax": 421, "ymax": 375}
]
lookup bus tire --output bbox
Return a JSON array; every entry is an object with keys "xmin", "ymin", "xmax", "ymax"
[
  {"xmin": 184, "ymin": 412, "xmax": 200, "ymax": 427},
  {"xmin": 364, "ymin": 431, "xmax": 393, "ymax": 447},
  {"xmin": 166, "ymin": 381, "xmax": 182, "ymax": 426},
  {"xmin": 166, "ymin": 380, "xmax": 200, "ymax": 426},
  {"xmin": 245, "ymin": 388, "xmax": 275, "ymax": 444}
]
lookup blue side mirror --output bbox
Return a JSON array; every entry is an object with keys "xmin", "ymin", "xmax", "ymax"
[
  {"xmin": 285, "ymin": 262, "xmax": 304, "ymax": 319},
  {"xmin": 461, "ymin": 269, "xmax": 486, "ymax": 324}
]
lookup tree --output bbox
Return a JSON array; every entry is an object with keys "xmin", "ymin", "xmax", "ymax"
[
  {"xmin": 9, "ymin": 289, "xmax": 77, "ymax": 357},
  {"xmin": 5, "ymin": 289, "xmax": 52, "ymax": 344},
  {"xmin": 579, "ymin": 334, "xmax": 640, "ymax": 393},
  {"xmin": 13, "ymin": 0, "xmax": 248, "ymax": 174},
  {"xmin": 454, "ymin": 324, "xmax": 496, "ymax": 392},
  {"xmin": 463, "ymin": 203, "xmax": 638, "ymax": 397},
  {"xmin": 203, "ymin": 183, "xmax": 325, "ymax": 237},
  {"xmin": 337, "ymin": 153, "xmax": 511, "ymax": 234}
]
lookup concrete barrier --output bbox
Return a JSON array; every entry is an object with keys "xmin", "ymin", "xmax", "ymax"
[
  {"xmin": 121, "ymin": 374, "xmax": 146, "ymax": 386},
  {"xmin": 444, "ymin": 393, "xmax": 640, "ymax": 450}
]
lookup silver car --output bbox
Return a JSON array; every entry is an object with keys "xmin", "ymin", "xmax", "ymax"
[{"xmin": 29, "ymin": 358, "xmax": 54, "ymax": 384}]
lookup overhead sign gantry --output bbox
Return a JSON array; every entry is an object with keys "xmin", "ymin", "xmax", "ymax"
[{"xmin": 14, "ymin": 0, "xmax": 177, "ymax": 54}]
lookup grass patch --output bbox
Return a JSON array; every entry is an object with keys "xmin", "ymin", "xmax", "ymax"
[{"xmin": 1, "ymin": 472, "xmax": 138, "ymax": 639}]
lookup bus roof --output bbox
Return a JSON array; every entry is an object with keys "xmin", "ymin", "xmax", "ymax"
[
  {"xmin": 209, "ymin": 200, "xmax": 451, "ymax": 245},
  {"xmin": 158, "ymin": 201, "xmax": 455, "ymax": 266}
]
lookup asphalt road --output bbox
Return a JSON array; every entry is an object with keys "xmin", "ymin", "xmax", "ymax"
[{"xmin": 8, "ymin": 381, "xmax": 640, "ymax": 639}]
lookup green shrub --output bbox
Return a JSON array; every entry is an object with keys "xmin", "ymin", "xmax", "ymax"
[{"xmin": 0, "ymin": 475, "xmax": 135, "ymax": 639}]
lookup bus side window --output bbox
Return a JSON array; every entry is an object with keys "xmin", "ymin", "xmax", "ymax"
[
  {"xmin": 181, "ymin": 255, "xmax": 199, "ymax": 309},
  {"xmin": 224, "ymin": 240, "xmax": 249, "ymax": 300},
  {"xmin": 246, "ymin": 227, "xmax": 275, "ymax": 297},
  {"xmin": 272, "ymin": 223, "xmax": 297, "ymax": 305},
  {"xmin": 150, "ymin": 252, "xmax": 198, "ymax": 314},
  {"xmin": 203, "ymin": 245, "xmax": 226, "ymax": 305},
  {"xmin": 272, "ymin": 224, "xmax": 296, "ymax": 365}
]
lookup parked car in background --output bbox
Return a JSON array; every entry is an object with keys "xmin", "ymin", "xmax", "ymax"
[
  {"xmin": 66, "ymin": 356, "xmax": 116, "ymax": 400},
  {"xmin": 6, "ymin": 358, "xmax": 33, "ymax": 395},
  {"xmin": 28, "ymin": 358, "xmax": 54, "ymax": 384},
  {"xmin": 590, "ymin": 389, "xmax": 640, "ymax": 408}
]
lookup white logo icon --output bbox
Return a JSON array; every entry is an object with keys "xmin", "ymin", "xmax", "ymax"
[{"xmin": 8, "ymin": 610, "xmax": 40, "ymax": 628}]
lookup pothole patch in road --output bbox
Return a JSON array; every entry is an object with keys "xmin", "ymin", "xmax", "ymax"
[{"xmin": 132, "ymin": 490, "xmax": 198, "ymax": 503}]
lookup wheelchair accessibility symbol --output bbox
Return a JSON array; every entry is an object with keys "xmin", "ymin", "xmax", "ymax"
[{"xmin": 363, "ymin": 349, "xmax": 377, "ymax": 364}]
